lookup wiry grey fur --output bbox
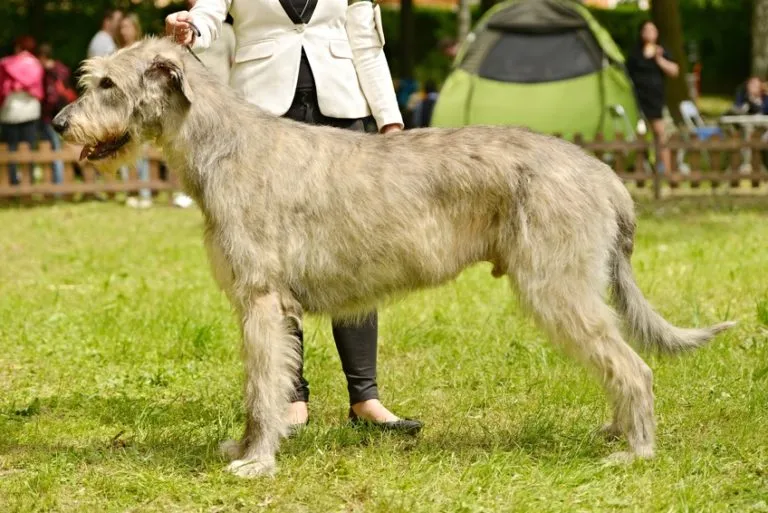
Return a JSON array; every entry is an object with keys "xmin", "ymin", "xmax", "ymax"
[{"xmin": 53, "ymin": 37, "xmax": 735, "ymax": 477}]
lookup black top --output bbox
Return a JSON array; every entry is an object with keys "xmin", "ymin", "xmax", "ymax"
[
  {"xmin": 281, "ymin": 0, "xmax": 318, "ymax": 91},
  {"xmin": 626, "ymin": 44, "xmax": 675, "ymax": 119}
]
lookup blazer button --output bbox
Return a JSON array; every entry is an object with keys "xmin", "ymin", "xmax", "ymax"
[{"xmin": 296, "ymin": 24, "xmax": 306, "ymax": 33}]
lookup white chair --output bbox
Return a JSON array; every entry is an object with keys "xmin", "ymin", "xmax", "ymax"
[
  {"xmin": 679, "ymin": 100, "xmax": 722, "ymax": 140},
  {"xmin": 678, "ymin": 100, "xmax": 724, "ymax": 173}
]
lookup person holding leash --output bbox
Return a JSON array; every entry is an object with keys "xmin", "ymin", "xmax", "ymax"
[{"xmin": 165, "ymin": 0, "xmax": 421, "ymax": 434}]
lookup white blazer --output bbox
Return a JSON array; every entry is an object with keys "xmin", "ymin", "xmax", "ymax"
[{"xmin": 189, "ymin": 0, "xmax": 403, "ymax": 129}]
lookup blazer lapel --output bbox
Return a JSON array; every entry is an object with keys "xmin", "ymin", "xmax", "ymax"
[
  {"xmin": 302, "ymin": 0, "xmax": 318, "ymax": 23},
  {"xmin": 276, "ymin": 0, "xmax": 319, "ymax": 24},
  {"xmin": 277, "ymin": 0, "xmax": 303, "ymax": 24}
]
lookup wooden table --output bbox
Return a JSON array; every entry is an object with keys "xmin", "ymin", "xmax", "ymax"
[{"xmin": 718, "ymin": 115, "xmax": 768, "ymax": 172}]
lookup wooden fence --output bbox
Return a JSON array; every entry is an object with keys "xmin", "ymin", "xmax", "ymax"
[
  {"xmin": 1, "ymin": 129, "xmax": 768, "ymax": 203},
  {"xmin": 574, "ymin": 130, "xmax": 768, "ymax": 198},
  {"xmin": 0, "ymin": 142, "xmax": 176, "ymax": 203}
]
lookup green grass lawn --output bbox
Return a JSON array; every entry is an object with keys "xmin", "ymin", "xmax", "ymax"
[{"xmin": 1, "ymin": 197, "xmax": 767, "ymax": 512}]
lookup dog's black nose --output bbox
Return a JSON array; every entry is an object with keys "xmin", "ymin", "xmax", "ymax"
[{"xmin": 51, "ymin": 116, "xmax": 69, "ymax": 134}]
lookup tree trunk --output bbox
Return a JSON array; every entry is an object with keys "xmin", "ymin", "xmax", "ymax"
[
  {"xmin": 457, "ymin": 0, "xmax": 471, "ymax": 46},
  {"xmin": 400, "ymin": 0, "xmax": 414, "ymax": 78},
  {"xmin": 651, "ymin": 0, "xmax": 690, "ymax": 123},
  {"xmin": 752, "ymin": 0, "xmax": 768, "ymax": 78}
]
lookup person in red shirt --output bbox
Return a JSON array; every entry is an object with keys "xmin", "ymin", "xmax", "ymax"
[{"xmin": 0, "ymin": 35, "xmax": 44, "ymax": 185}]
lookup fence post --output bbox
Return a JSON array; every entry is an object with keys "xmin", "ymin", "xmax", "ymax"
[
  {"xmin": 709, "ymin": 133, "xmax": 722, "ymax": 189},
  {"xmin": 667, "ymin": 133, "xmax": 681, "ymax": 190},
  {"xmin": 750, "ymin": 129, "xmax": 764, "ymax": 189},
  {"xmin": 729, "ymin": 131, "xmax": 743, "ymax": 188},
  {"xmin": 614, "ymin": 132, "xmax": 626, "ymax": 177}
]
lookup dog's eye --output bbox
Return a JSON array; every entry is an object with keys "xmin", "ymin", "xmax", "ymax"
[{"xmin": 99, "ymin": 77, "xmax": 115, "ymax": 89}]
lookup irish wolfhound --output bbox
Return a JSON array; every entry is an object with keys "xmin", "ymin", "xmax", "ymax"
[{"xmin": 53, "ymin": 38, "xmax": 734, "ymax": 477}]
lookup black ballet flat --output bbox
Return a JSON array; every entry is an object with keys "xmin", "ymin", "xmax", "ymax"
[{"xmin": 348, "ymin": 409, "xmax": 423, "ymax": 435}]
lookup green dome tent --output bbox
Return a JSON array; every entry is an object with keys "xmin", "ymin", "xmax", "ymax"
[{"xmin": 430, "ymin": 0, "xmax": 643, "ymax": 141}]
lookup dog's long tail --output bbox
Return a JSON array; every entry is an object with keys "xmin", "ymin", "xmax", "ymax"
[{"xmin": 610, "ymin": 202, "xmax": 736, "ymax": 353}]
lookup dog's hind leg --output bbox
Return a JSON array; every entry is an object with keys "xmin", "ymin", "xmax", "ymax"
[
  {"xmin": 512, "ymin": 264, "xmax": 655, "ymax": 461},
  {"xmin": 224, "ymin": 291, "xmax": 301, "ymax": 477}
]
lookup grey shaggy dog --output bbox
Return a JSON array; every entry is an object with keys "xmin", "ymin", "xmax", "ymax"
[{"xmin": 53, "ymin": 37, "xmax": 735, "ymax": 477}]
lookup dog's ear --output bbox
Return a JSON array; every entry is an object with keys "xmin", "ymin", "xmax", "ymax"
[{"xmin": 145, "ymin": 55, "xmax": 194, "ymax": 104}]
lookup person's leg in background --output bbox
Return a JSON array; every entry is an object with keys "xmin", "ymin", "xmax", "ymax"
[
  {"xmin": 651, "ymin": 118, "xmax": 671, "ymax": 173},
  {"xmin": 126, "ymin": 147, "xmax": 153, "ymax": 208},
  {"xmin": 3, "ymin": 121, "xmax": 38, "ymax": 185},
  {"xmin": 137, "ymin": 156, "xmax": 152, "ymax": 203},
  {"xmin": 40, "ymin": 121, "xmax": 65, "ymax": 184},
  {"xmin": 21, "ymin": 121, "xmax": 39, "ymax": 182},
  {"xmin": 3, "ymin": 123, "xmax": 22, "ymax": 185}
]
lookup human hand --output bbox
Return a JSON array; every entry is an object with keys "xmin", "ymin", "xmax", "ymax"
[
  {"xmin": 655, "ymin": 46, "xmax": 664, "ymax": 60},
  {"xmin": 642, "ymin": 43, "xmax": 656, "ymax": 59},
  {"xmin": 165, "ymin": 11, "xmax": 195, "ymax": 46},
  {"xmin": 380, "ymin": 124, "xmax": 403, "ymax": 134}
]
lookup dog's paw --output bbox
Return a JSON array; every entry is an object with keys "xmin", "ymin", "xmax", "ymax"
[
  {"xmin": 603, "ymin": 447, "xmax": 654, "ymax": 465},
  {"xmin": 598, "ymin": 422, "xmax": 622, "ymax": 441},
  {"xmin": 602, "ymin": 451, "xmax": 636, "ymax": 465},
  {"xmin": 219, "ymin": 439, "xmax": 244, "ymax": 461},
  {"xmin": 226, "ymin": 456, "xmax": 277, "ymax": 478}
]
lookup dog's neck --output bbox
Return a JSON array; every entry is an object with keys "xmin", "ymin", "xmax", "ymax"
[{"xmin": 156, "ymin": 60, "xmax": 274, "ymax": 212}]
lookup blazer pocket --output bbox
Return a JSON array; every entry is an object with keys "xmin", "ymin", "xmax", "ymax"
[
  {"xmin": 329, "ymin": 39, "xmax": 354, "ymax": 59},
  {"xmin": 235, "ymin": 40, "xmax": 276, "ymax": 64}
]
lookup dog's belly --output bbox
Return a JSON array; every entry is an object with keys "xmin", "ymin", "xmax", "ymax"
[
  {"xmin": 293, "ymin": 262, "xmax": 468, "ymax": 318},
  {"xmin": 285, "ymin": 218, "xmax": 496, "ymax": 317}
]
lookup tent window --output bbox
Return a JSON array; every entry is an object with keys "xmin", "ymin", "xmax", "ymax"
[{"xmin": 478, "ymin": 29, "xmax": 603, "ymax": 83}]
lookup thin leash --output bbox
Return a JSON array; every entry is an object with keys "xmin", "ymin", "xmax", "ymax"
[{"xmin": 177, "ymin": 20, "xmax": 205, "ymax": 66}]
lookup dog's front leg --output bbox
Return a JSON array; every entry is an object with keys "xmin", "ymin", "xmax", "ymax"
[{"xmin": 223, "ymin": 291, "xmax": 300, "ymax": 478}]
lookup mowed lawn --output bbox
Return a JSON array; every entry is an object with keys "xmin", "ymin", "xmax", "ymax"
[{"xmin": 1, "ymin": 196, "xmax": 767, "ymax": 512}]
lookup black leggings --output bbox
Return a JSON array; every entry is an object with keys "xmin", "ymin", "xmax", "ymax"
[{"xmin": 283, "ymin": 87, "xmax": 379, "ymax": 405}]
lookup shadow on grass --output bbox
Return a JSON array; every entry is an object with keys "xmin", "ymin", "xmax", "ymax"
[
  {"xmin": 2, "ymin": 394, "xmax": 614, "ymax": 472},
  {"xmin": 284, "ymin": 406, "xmax": 613, "ymax": 464},
  {"xmin": 1, "ymin": 393, "xmax": 234, "ymax": 471}
]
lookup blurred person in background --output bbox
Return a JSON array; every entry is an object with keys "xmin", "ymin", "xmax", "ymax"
[
  {"xmin": 117, "ymin": 13, "xmax": 154, "ymax": 209},
  {"xmin": 38, "ymin": 42, "xmax": 76, "ymax": 185},
  {"xmin": 88, "ymin": 9, "xmax": 124, "ymax": 58},
  {"xmin": 411, "ymin": 80, "xmax": 438, "ymax": 128},
  {"xmin": 397, "ymin": 77, "xmax": 419, "ymax": 129},
  {"xmin": 626, "ymin": 20, "xmax": 679, "ymax": 175},
  {"xmin": 731, "ymin": 76, "xmax": 768, "ymax": 115},
  {"xmin": 0, "ymin": 35, "xmax": 44, "ymax": 186}
]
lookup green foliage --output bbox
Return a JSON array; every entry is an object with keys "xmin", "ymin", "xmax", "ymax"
[
  {"xmin": 0, "ymin": 1, "xmax": 185, "ymax": 77},
  {"xmin": 379, "ymin": 7, "xmax": 482, "ymax": 84},
  {"xmin": 590, "ymin": 1, "xmax": 751, "ymax": 94},
  {"xmin": 0, "ymin": 1, "xmax": 751, "ymax": 94}
]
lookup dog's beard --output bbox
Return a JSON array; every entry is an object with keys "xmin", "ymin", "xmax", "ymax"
[{"xmin": 83, "ymin": 137, "xmax": 144, "ymax": 176}]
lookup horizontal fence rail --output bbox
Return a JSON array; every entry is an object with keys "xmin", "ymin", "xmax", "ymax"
[
  {"xmin": 1, "ymin": 128, "xmax": 768, "ymax": 203},
  {"xmin": 0, "ymin": 142, "xmax": 175, "ymax": 202}
]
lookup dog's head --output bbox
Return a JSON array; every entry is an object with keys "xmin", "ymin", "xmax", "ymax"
[{"xmin": 52, "ymin": 37, "xmax": 193, "ymax": 174}]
